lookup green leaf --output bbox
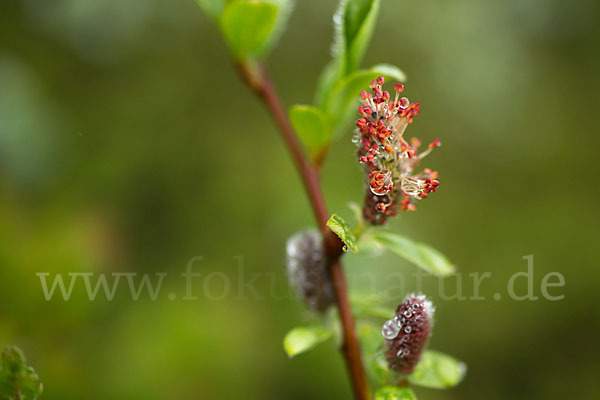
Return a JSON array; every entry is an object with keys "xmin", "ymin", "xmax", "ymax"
[
  {"xmin": 355, "ymin": 304, "xmax": 394, "ymax": 319},
  {"xmin": 368, "ymin": 63, "xmax": 407, "ymax": 83},
  {"xmin": 352, "ymin": 294, "xmax": 394, "ymax": 319},
  {"xmin": 325, "ymin": 65, "xmax": 406, "ymax": 119},
  {"xmin": 315, "ymin": 0, "xmax": 381, "ymax": 107},
  {"xmin": 283, "ymin": 325, "xmax": 333, "ymax": 357},
  {"xmin": 289, "ymin": 105, "xmax": 331, "ymax": 161},
  {"xmin": 220, "ymin": 1, "xmax": 279, "ymax": 60},
  {"xmin": 0, "ymin": 346, "xmax": 43, "ymax": 400},
  {"xmin": 263, "ymin": 0, "xmax": 293, "ymax": 53},
  {"xmin": 371, "ymin": 230, "xmax": 455, "ymax": 276},
  {"xmin": 342, "ymin": 0, "xmax": 381, "ymax": 72},
  {"xmin": 314, "ymin": 59, "xmax": 342, "ymax": 108},
  {"xmin": 327, "ymin": 214, "xmax": 359, "ymax": 253},
  {"xmin": 356, "ymin": 228, "xmax": 385, "ymax": 257},
  {"xmin": 331, "ymin": 0, "xmax": 381, "ymax": 74},
  {"xmin": 408, "ymin": 350, "xmax": 467, "ymax": 389},
  {"xmin": 375, "ymin": 387, "xmax": 417, "ymax": 400},
  {"xmin": 324, "ymin": 64, "xmax": 406, "ymax": 138},
  {"xmin": 199, "ymin": 0, "xmax": 290, "ymax": 54},
  {"xmin": 196, "ymin": 0, "xmax": 227, "ymax": 21}
]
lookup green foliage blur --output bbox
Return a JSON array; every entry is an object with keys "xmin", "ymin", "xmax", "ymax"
[
  {"xmin": 1, "ymin": 0, "xmax": 598, "ymax": 399},
  {"xmin": 1, "ymin": 345, "xmax": 43, "ymax": 399}
]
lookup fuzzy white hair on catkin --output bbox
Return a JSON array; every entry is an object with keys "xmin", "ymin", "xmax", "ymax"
[{"xmin": 406, "ymin": 292, "xmax": 435, "ymax": 325}]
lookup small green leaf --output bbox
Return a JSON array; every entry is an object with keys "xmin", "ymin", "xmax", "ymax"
[
  {"xmin": 371, "ymin": 230, "xmax": 455, "ymax": 276},
  {"xmin": 289, "ymin": 105, "xmax": 331, "ymax": 161},
  {"xmin": 408, "ymin": 350, "xmax": 467, "ymax": 389},
  {"xmin": 283, "ymin": 325, "xmax": 333, "ymax": 358},
  {"xmin": 220, "ymin": 1, "xmax": 279, "ymax": 60},
  {"xmin": 324, "ymin": 64, "xmax": 406, "ymax": 138},
  {"xmin": 327, "ymin": 214, "xmax": 359, "ymax": 253},
  {"xmin": 0, "ymin": 346, "xmax": 43, "ymax": 400},
  {"xmin": 375, "ymin": 386, "xmax": 417, "ymax": 400}
]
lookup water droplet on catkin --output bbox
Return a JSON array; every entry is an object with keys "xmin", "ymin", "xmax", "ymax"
[{"xmin": 382, "ymin": 319, "xmax": 401, "ymax": 339}]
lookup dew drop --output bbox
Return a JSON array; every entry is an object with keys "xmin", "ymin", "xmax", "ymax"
[
  {"xmin": 342, "ymin": 244, "xmax": 348, "ymax": 252},
  {"xmin": 393, "ymin": 315, "xmax": 403, "ymax": 328},
  {"xmin": 397, "ymin": 348, "xmax": 409, "ymax": 358},
  {"xmin": 404, "ymin": 326, "xmax": 412, "ymax": 334},
  {"xmin": 399, "ymin": 97, "xmax": 410, "ymax": 109},
  {"xmin": 333, "ymin": 13, "xmax": 342, "ymax": 25},
  {"xmin": 403, "ymin": 310, "xmax": 412, "ymax": 318},
  {"xmin": 382, "ymin": 319, "xmax": 401, "ymax": 339}
]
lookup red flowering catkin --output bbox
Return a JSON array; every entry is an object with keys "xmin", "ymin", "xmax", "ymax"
[
  {"xmin": 354, "ymin": 76, "xmax": 441, "ymax": 225},
  {"xmin": 382, "ymin": 294, "xmax": 434, "ymax": 374}
]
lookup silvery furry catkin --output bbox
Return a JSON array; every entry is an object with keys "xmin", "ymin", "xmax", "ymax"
[{"xmin": 286, "ymin": 230, "xmax": 334, "ymax": 313}]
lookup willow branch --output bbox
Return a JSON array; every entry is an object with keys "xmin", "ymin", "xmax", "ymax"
[{"xmin": 237, "ymin": 61, "xmax": 371, "ymax": 400}]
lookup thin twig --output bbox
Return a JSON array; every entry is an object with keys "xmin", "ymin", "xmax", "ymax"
[{"xmin": 237, "ymin": 61, "xmax": 371, "ymax": 400}]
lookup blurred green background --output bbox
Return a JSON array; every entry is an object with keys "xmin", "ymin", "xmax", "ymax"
[{"xmin": 1, "ymin": 0, "xmax": 599, "ymax": 399}]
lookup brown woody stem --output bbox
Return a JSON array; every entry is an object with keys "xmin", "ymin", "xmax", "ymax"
[{"xmin": 237, "ymin": 61, "xmax": 370, "ymax": 400}]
